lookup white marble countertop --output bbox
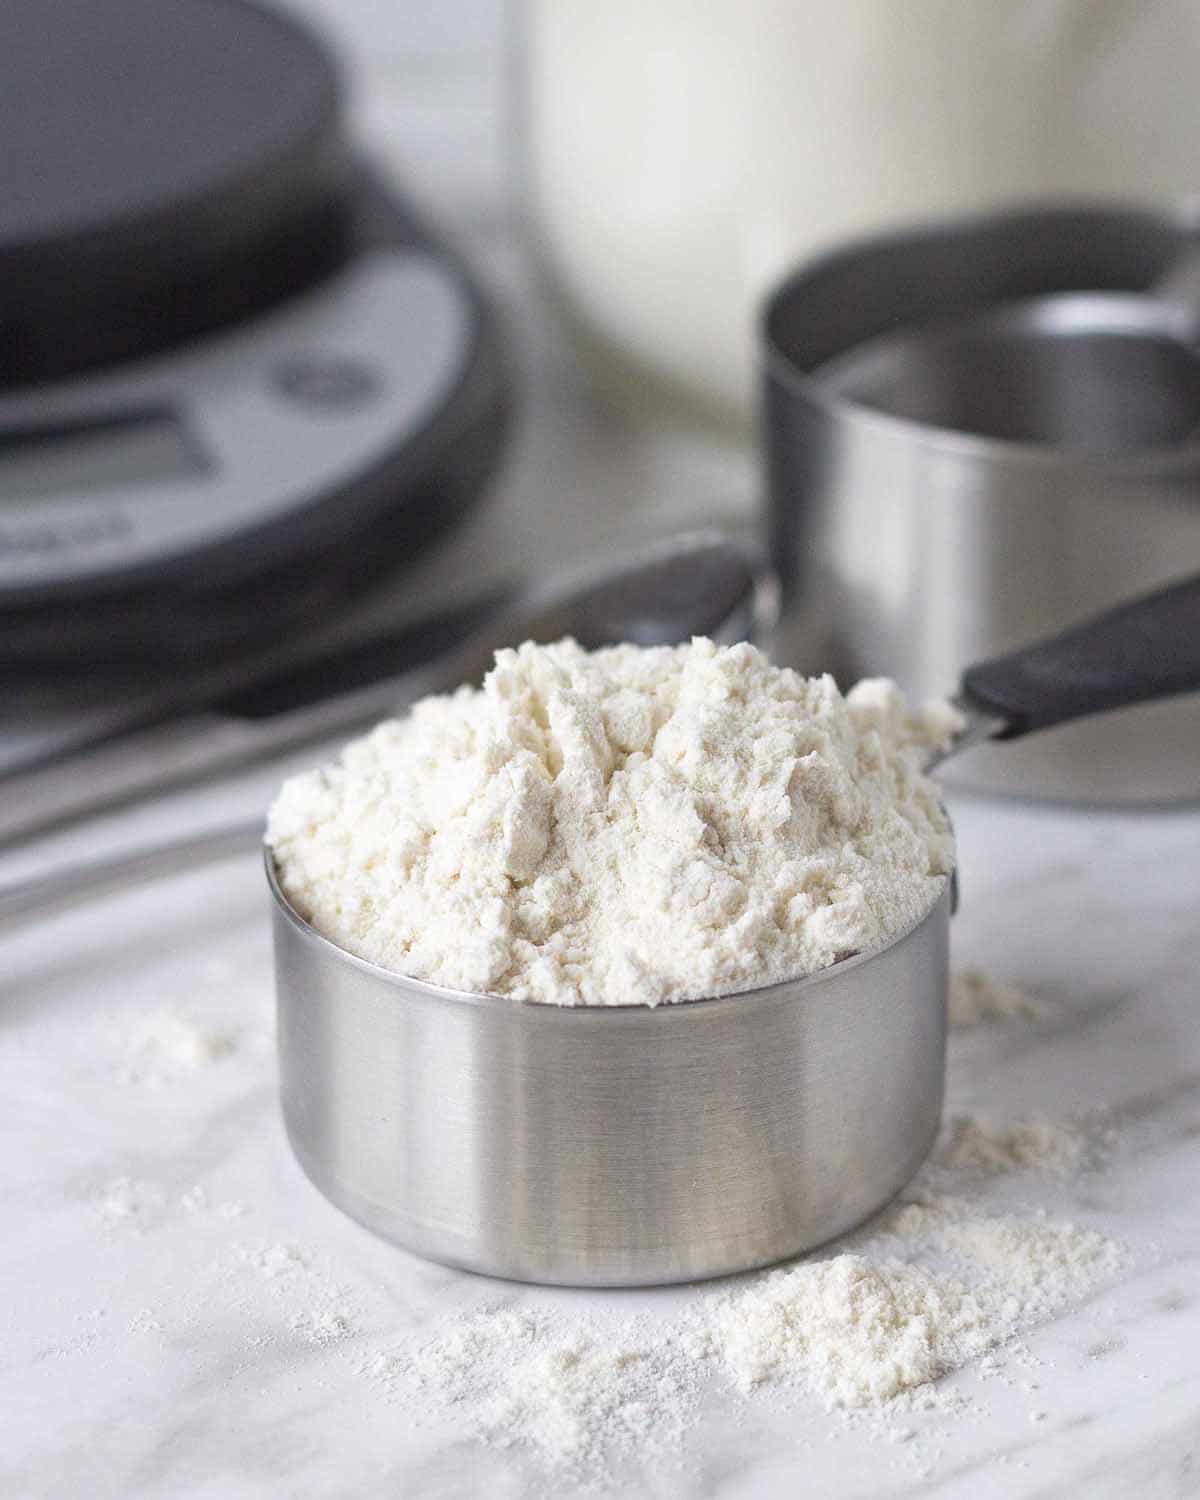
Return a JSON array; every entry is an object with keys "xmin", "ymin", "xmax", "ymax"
[
  {"xmin": 5, "ymin": 6, "xmax": 1200, "ymax": 1496},
  {"xmin": 6, "ymin": 789, "xmax": 1200, "ymax": 1500}
]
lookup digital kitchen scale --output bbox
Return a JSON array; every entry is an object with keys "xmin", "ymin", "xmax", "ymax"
[{"xmin": 0, "ymin": 0, "xmax": 509, "ymax": 674}]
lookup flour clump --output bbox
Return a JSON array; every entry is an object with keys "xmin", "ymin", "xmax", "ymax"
[
  {"xmin": 267, "ymin": 638, "xmax": 955, "ymax": 1006},
  {"xmin": 701, "ymin": 1252, "xmax": 993, "ymax": 1408}
]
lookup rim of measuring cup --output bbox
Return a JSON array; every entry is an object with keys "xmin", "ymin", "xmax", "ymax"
[
  {"xmin": 763, "ymin": 197, "xmax": 1200, "ymax": 479},
  {"xmin": 265, "ymin": 848, "xmax": 950, "ymax": 1018}
]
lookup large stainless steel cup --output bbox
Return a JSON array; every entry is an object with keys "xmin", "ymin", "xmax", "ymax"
[
  {"xmin": 765, "ymin": 204, "xmax": 1200, "ymax": 803},
  {"xmin": 270, "ymin": 857, "xmax": 948, "ymax": 1287}
]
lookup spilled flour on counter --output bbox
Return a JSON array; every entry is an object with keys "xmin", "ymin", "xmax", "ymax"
[
  {"xmin": 119, "ymin": 1007, "xmax": 236, "ymax": 1086},
  {"xmin": 364, "ymin": 1107, "xmax": 1126, "ymax": 1479},
  {"xmin": 233, "ymin": 1241, "xmax": 357, "ymax": 1348},
  {"xmin": 377, "ymin": 1190, "xmax": 1126, "ymax": 1479},
  {"xmin": 689, "ymin": 1197, "xmax": 1126, "ymax": 1415},
  {"xmin": 371, "ymin": 1307, "xmax": 702, "ymax": 1473},
  {"xmin": 885, "ymin": 1196, "xmax": 1126, "ymax": 1308},
  {"xmin": 79, "ymin": 1092, "xmax": 1131, "ymax": 1488},
  {"xmin": 932, "ymin": 1115, "xmax": 1095, "ymax": 1179},
  {"xmin": 93, "ymin": 1176, "xmax": 167, "ymax": 1229},
  {"xmin": 268, "ymin": 638, "xmax": 958, "ymax": 1006},
  {"xmin": 949, "ymin": 968, "xmax": 1042, "ymax": 1028},
  {"xmin": 698, "ymin": 1253, "xmax": 992, "ymax": 1406}
]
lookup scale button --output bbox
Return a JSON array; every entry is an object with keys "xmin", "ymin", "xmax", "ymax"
[{"xmin": 272, "ymin": 355, "xmax": 381, "ymax": 410}]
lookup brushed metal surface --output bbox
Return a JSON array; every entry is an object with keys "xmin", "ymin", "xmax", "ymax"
[
  {"xmin": 269, "ymin": 857, "xmax": 948, "ymax": 1286},
  {"xmin": 765, "ymin": 204, "xmax": 1200, "ymax": 804}
]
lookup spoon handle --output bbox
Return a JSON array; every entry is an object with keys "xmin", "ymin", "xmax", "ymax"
[
  {"xmin": 0, "ymin": 820, "xmax": 263, "ymax": 931},
  {"xmin": 0, "ymin": 533, "xmax": 758, "ymax": 853},
  {"xmin": 0, "ymin": 592, "xmax": 509, "ymax": 853},
  {"xmin": 0, "ymin": 534, "xmax": 763, "ymax": 925},
  {"xmin": 958, "ymin": 572, "xmax": 1200, "ymax": 739}
]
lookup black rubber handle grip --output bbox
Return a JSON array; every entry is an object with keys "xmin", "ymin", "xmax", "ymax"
[{"xmin": 961, "ymin": 573, "xmax": 1200, "ymax": 738}]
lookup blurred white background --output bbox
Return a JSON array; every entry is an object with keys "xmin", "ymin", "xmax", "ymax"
[
  {"xmin": 279, "ymin": 0, "xmax": 511, "ymax": 234},
  {"xmin": 270, "ymin": 0, "xmax": 756, "ymax": 621}
]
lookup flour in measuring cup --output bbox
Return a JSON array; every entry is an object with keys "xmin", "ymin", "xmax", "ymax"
[{"xmin": 267, "ymin": 638, "xmax": 957, "ymax": 1006}]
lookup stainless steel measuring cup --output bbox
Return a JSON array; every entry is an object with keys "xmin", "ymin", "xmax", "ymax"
[
  {"xmin": 765, "ymin": 204, "xmax": 1200, "ymax": 804},
  {"xmin": 270, "ymin": 574, "xmax": 1200, "ymax": 1286}
]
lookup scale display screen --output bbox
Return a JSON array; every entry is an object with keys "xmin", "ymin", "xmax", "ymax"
[{"xmin": 0, "ymin": 411, "xmax": 208, "ymax": 503}]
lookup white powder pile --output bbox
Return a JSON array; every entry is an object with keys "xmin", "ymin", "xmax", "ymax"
[
  {"xmin": 886, "ymin": 1196, "xmax": 1127, "ymax": 1312},
  {"xmin": 944, "ymin": 1215, "xmax": 1124, "ymax": 1304},
  {"xmin": 699, "ymin": 1253, "xmax": 992, "ymax": 1407},
  {"xmin": 693, "ymin": 1195, "xmax": 1124, "ymax": 1413},
  {"xmin": 933, "ymin": 1115, "xmax": 1090, "ymax": 1178},
  {"xmin": 119, "ymin": 1007, "xmax": 236, "ymax": 1086},
  {"xmin": 948, "ymin": 969, "xmax": 1042, "ymax": 1028},
  {"xmin": 268, "ymin": 638, "xmax": 956, "ymax": 1006}
]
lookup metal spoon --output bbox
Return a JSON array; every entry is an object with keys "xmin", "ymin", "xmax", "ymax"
[{"xmin": 0, "ymin": 531, "xmax": 768, "ymax": 924}]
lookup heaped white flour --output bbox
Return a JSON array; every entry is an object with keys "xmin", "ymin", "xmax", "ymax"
[
  {"xmin": 267, "ymin": 638, "xmax": 956, "ymax": 1005},
  {"xmin": 700, "ymin": 1253, "xmax": 992, "ymax": 1407}
]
